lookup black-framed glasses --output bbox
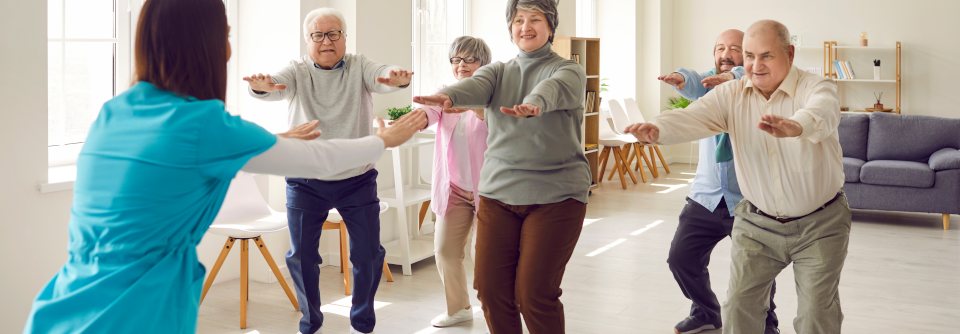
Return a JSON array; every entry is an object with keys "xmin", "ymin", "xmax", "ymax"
[
  {"xmin": 450, "ymin": 56, "xmax": 479, "ymax": 64},
  {"xmin": 308, "ymin": 30, "xmax": 343, "ymax": 43}
]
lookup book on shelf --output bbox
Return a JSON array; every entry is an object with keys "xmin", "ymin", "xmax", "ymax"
[
  {"xmin": 833, "ymin": 61, "xmax": 846, "ymax": 79},
  {"xmin": 840, "ymin": 61, "xmax": 853, "ymax": 79},
  {"xmin": 572, "ymin": 54, "xmax": 581, "ymax": 63},
  {"xmin": 584, "ymin": 91, "xmax": 596, "ymax": 114},
  {"xmin": 844, "ymin": 61, "xmax": 856, "ymax": 79},
  {"xmin": 584, "ymin": 143, "xmax": 598, "ymax": 151}
]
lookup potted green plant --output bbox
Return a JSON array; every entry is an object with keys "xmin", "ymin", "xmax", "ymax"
[
  {"xmin": 387, "ymin": 104, "xmax": 414, "ymax": 121},
  {"xmin": 599, "ymin": 78, "xmax": 610, "ymax": 106},
  {"xmin": 663, "ymin": 96, "xmax": 692, "ymax": 112}
]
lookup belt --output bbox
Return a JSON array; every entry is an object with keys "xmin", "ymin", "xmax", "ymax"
[{"xmin": 757, "ymin": 192, "xmax": 842, "ymax": 223}]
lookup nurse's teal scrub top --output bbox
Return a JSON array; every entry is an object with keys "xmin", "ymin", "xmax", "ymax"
[{"xmin": 24, "ymin": 82, "xmax": 278, "ymax": 333}]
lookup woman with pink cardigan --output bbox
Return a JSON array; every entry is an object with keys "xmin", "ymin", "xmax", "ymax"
[{"xmin": 416, "ymin": 36, "xmax": 491, "ymax": 328}]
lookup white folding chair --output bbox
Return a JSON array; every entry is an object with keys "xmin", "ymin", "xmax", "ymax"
[
  {"xmin": 201, "ymin": 173, "xmax": 298, "ymax": 329},
  {"xmin": 599, "ymin": 100, "xmax": 642, "ymax": 188}
]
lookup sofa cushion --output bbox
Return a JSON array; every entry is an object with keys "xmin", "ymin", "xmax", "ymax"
[
  {"xmin": 839, "ymin": 114, "xmax": 869, "ymax": 161},
  {"xmin": 860, "ymin": 160, "xmax": 935, "ymax": 188},
  {"xmin": 842, "ymin": 157, "xmax": 865, "ymax": 183},
  {"xmin": 867, "ymin": 113, "xmax": 960, "ymax": 162},
  {"xmin": 929, "ymin": 148, "xmax": 960, "ymax": 171}
]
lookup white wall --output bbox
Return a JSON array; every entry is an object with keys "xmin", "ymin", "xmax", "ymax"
[
  {"xmin": 672, "ymin": 0, "xmax": 960, "ymax": 118},
  {"xmin": 0, "ymin": 1, "xmax": 76, "ymax": 332}
]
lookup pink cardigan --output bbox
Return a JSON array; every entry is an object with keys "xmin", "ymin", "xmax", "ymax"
[{"xmin": 416, "ymin": 89, "xmax": 489, "ymax": 218}]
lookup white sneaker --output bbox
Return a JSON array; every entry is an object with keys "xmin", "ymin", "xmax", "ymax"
[
  {"xmin": 295, "ymin": 328, "xmax": 322, "ymax": 334},
  {"xmin": 350, "ymin": 327, "xmax": 373, "ymax": 334},
  {"xmin": 431, "ymin": 308, "xmax": 475, "ymax": 327}
]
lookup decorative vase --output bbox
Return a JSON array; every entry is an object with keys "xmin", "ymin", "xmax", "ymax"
[
  {"xmin": 873, "ymin": 66, "xmax": 881, "ymax": 80},
  {"xmin": 874, "ymin": 103, "xmax": 884, "ymax": 109}
]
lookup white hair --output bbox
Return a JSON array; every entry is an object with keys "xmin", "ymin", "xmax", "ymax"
[{"xmin": 303, "ymin": 8, "xmax": 347, "ymax": 37}]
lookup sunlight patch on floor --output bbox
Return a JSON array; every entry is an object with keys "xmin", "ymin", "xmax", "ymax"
[
  {"xmin": 630, "ymin": 220, "xmax": 664, "ymax": 236},
  {"xmin": 652, "ymin": 183, "xmax": 688, "ymax": 194},
  {"xmin": 586, "ymin": 238, "xmax": 627, "ymax": 257},
  {"xmin": 582, "ymin": 218, "xmax": 604, "ymax": 226},
  {"xmin": 320, "ymin": 296, "xmax": 391, "ymax": 317}
]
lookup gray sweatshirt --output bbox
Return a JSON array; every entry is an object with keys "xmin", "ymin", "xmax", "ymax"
[
  {"xmin": 439, "ymin": 43, "xmax": 590, "ymax": 205},
  {"xmin": 250, "ymin": 54, "xmax": 404, "ymax": 181}
]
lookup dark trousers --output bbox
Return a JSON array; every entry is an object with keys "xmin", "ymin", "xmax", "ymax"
[
  {"xmin": 285, "ymin": 170, "xmax": 385, "ymax": 334},
  {"xmin": 667, "ymin": 197, "xmax": 778, "ymax": 328},
  {"xmin": 474, "ymin": 197, "xmax": 587, "ymax": 334}
]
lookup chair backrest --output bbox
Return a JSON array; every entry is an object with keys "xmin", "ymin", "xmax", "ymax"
[
  {"xmin": 212, "ymin": 173, "xmax": 271, "ymax": 224},
  {"xmin": 607, "ymin": 99, "xmax": 632, "ymax": 135},
  {"xmin": 622, "ymin": 98, "xmax": 646, "ymax": 123}
]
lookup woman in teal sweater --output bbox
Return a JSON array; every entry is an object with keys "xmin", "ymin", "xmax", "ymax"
[
  {"xmin": 23, "ymin": 0, "xmax": 425, "ymax": 332},
  {"xmin": 414, "ymin": 1, "xmax": 589, "ymax": 333}
]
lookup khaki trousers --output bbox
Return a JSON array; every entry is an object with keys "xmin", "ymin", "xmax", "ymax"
[{"xmin": 433, "ymin": 183, "xmax": 479, "ymax": 315}]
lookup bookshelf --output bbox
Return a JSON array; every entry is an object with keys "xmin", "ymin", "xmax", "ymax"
[
  {"xmin": 823, "ymin": 41, "xmax": 901, "ymax": 114},
  {"xmin": 552, "ymin": 37, "xmax": 601, "ymax": 189}
]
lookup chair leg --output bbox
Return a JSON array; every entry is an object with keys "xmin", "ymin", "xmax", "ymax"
[
  {"xmin": 633, "ymin": 143, "xmax": 647, "ymax": 183},
  {"xmin": 339, "ymin": 223, "xmax": 351, "ymax": 295},
  {"xmin": 647, "ymin": 146, "xmax": 659, "ymax": 178},
  {"xmin": 655, "ymin": 146, "xmax": 670, "ymax": 173},
  {"xmin": 201, "ymin": 238, "xmax": 235, "ymax": 304},
  {"xmin": 619, "ymin": 144, "xmax": 632, "ymax": 177},
  {"xmin": 418, "ymin": 200, "xmax": 431, "ymax": 230},
  {"xmin": 253, "ymin": 237, "xmax": 300, "ymax": 310},
  {"xmin": 240, "ymin": 239, "xmax": 249, "ymax": 329},
  {"xmin": 617, "ymin": 146, "xmax": 638, "ymax": 184},
  {"xmin": 383, "ymin": 260, "xmax": 394, "ymax": 282},
  {"xmin": 598, "ymin": 147, "xmax": 611, "ymax": 183},
  {"xmin": 638, "ymin": 144, "xmax": 655, "ymax": 179},
  {"xmin": 944, "ymin": 214, "xmax": 951, "ymax": 230},
  {"xmin": 612, "ymin": 147, "xmax": 628, "ymax": 189}
]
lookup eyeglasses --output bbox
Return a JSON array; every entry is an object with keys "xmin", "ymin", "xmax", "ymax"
[
  {"xmin": 450, "ymin": 56, "xmax": 479, "ymax": 64},
  {"xmin": 308, "ymin": 30, "xmax": 343, "ymax": 43}
]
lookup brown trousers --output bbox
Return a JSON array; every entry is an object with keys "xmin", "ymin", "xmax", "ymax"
[{"xmin": 474, "ymin": 196, "xmax": 587, "ymax": 334}]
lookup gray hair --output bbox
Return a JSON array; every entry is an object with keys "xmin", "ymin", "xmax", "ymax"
[
  {"xmin": 748, "ymin": 20, "xmax": 790, "ymax": 52},
  {"xmin": 303, "ymin": 8, "xmax": 347, "ymax": 37},
  {"xmin": 448, "ymin": 36, "xmax": 492, "ymax": 66},
  {"xmin": 505, "ymin": 0, "xmax": 559, "ymax": 43}
]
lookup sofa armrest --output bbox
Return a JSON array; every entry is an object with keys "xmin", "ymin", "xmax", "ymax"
[{"xmin": 929, "ymin": 148, "xmax": 960, "ymax": 171}]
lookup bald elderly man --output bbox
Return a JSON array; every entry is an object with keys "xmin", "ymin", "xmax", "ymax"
[
  {"xmin": 659, "ymin": 29, "xmax": 778, "ymax": 334},
  {"xmin": 628, "ymin": 20, "xmax": 846, "ymax": 334}
]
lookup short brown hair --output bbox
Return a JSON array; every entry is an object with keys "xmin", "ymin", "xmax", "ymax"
[{"xmin": 134, "ymin": 0, "xmax": 228, "ymax": 101}]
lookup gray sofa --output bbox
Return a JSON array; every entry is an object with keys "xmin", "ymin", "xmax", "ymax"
[{"xmin": 839, "ymin": 112, "xmax": 960, "ymax": 229}]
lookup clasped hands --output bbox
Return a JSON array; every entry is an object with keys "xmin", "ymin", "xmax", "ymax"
[
  {"xmin": 624, "ymin": 115, "xmax": 802, "ymax": 143},
  {"xmin": 412, "ymin": 93, "xmax": 541, "ymax": 118}
]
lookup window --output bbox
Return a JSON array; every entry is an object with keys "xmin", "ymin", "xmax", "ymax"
[
  {"xmin": 576, "ymin": 0, "xmax": 597, "ymax": 38},
  {"xmin": 47, "ymin": 0, "xmax": 133, "ymax": 167},
  {"xmin": 412, "ymin": 0, "xmax": 470, "ymax": 97}
]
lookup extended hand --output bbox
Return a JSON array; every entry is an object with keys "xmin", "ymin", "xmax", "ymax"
[
  {"xmin": 624, "ymin": 122, "xmax": 660, "ymax": 144},
  {"xmin": 376, "ymin": 69, "xmax": 414, "ymax": 87},
  {"xmin": 757, "ymin": 115, "xmax": 803, "ymax": 138},
  {"xmin": 278, "ymin": 120, "xmax": 321, "ymax": 140},
  {"xmin": 658, "ymin": 72, "xmax": 685, "ymax": 90},
  {"xmin": 387, "ymin": 108, "xmax": 429, "ymax": 129},
  {"xmin": 500, "ymin": 104, "xmax": 541, "ymax": 118},
  {"xmin": 243, "ymin": 73, "xmax": 287, "ymax": 92},
  {"xmin": 376, "ymin": 109, "xmax": 429, "ymax": 147},
  {"xmin": 701, "ymin": 72, "xmax": 735, "ymax": 89},
  {"xmin": 412, "ymin": 93, "xmax": 453, "ymax": 108}
]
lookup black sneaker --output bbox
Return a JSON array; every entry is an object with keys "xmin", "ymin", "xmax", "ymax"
[
  {"xmin": 674, "ymin": 316, "xmax": 721, "ymax": 334},
  {"xmin": 764, "ymin": 324, "xmax": 780, "ymax": 334}
]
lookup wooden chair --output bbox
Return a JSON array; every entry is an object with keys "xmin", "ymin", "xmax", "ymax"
[
  {"xmin": 324, "ymin": 202, "xmax": 395, "ymax": 296},
  {"xmin": 621, "ymin": 98, "xmax": 671, "ymax": 175},
  {"xmin": 200, "ymin": 173, "xmax": 299, "ymax": 329}
]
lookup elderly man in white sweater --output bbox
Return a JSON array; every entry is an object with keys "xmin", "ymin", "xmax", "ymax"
[{"xmin": 243, "ymin": 7, "xmax": 412, "ymax": 334}]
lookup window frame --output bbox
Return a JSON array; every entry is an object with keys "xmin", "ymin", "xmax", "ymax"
[
  {"xmin": 47, "ymin": 0, "xmax": 135, "ymax": 167},
  {"xmin": 411, "ymin": 0, "xmax": 471, "ymax": 97}
]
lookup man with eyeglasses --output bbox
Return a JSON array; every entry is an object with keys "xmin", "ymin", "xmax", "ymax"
[{"xmin": 244, "ymin": 7, "xmax": 412, "ymax": 334}]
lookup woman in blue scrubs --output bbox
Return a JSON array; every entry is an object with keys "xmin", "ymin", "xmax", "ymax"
[{"xmin": 22, "ymin": 0, "xmax": 425, "ymax": 332}]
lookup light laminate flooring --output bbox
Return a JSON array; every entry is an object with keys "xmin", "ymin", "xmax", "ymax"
[{"xmin": 199, "ymin": 164, "xmax": 959, "ymax": 334}]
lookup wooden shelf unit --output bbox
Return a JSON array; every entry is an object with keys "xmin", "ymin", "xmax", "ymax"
[
  {"xmin": 823, "ymin": 41, "xmax": 901, "ymax": 114},
  {"xmin": 552, "ymin": 37, "xmax": 601, "ymax": 186}
]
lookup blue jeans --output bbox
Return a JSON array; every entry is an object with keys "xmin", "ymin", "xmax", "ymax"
[{"xmin": 285, "ymin": 170, "xmax": 385, "ymax": 334}]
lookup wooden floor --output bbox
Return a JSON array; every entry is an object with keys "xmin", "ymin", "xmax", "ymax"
[{"xmin": 199, "ymin": 164, "xmax": 959, "ymax": 334}]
